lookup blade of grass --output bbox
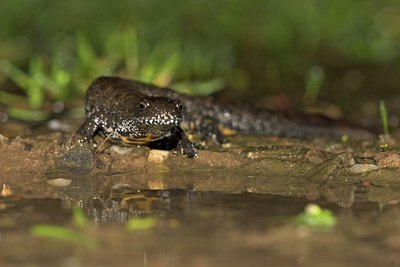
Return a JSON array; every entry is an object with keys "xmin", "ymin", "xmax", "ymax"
[
  {"xmin": 28, "ymin": 56, "xmax": 46, "ymax": 109},
  {"xmin": 126, "ymin": 217, "xmax": 157, "ymax": 231},
  {"xmin": 7, "ymin": 107, "xmax": 49, "ymax": 121},
  {"xmin": 380, "ymin": 100, "xmax": 389, "ymax": 135},
  {"xmin": 73, "ymin": 207, "xmax": 89, "ymax": 229},
  {"xmin": 0, "ymin": 60, "xmax": 31, "ymax": 90},
  {"xmin": 303, "ymin": 66, "xmax": 324, "ymax": 106},
  {"xmin": 0, "ymin": 91, "xmax": 28, "ymax": 106},
  {"xmin": 31, "ymin": 224, "xmax": 99, "ymax": 249},
  {"xmin": 172, "ymin": 78, "xmax": 225, "ymax": 96}
]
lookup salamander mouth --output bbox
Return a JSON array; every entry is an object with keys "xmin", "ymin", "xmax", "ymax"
[{"xmin": 111, "ymin": 133, "xmax": 164, "ymax": 145}]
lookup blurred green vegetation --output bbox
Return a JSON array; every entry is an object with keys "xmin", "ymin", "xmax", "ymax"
[
  {"xmin": 295, "ymin": 204, "xmax": 336, "ymax": 229},
  {"xmin": 30, "ymin": 207, "xmax": 157, "ymax": 249},
  {"xmin": 380, "ymin": 100, "xmax": 390, "ymax": 135},
  {"xmin": 1, "ymin": 0, "xmax": 400, "ymax": 120}
]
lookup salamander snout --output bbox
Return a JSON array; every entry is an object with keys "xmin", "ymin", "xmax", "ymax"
[{"xmin": 135, "ymin": 96, "xmax": 183, "ymax": 127}]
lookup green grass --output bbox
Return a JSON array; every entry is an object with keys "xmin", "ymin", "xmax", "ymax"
[
  {"xmin": 126, "ymin": 217, "xmax": 157, "ymax": 231},
  {"xmin": 30, "ymin": 207, "xmax": 158, "ymax": 248},
  {"xmin": 0, "ymin": 29, "xmax": 226, "ymax": 120},
  {"xmin": 303, "ymin": 66, "xmax": 325, "ymax": 106},
  {"xmin": 380, "ymin": 100, "xmax": 390, "ymax": 135},
  {"xmin": 31, "ymin": 207, "xmax": 98, "ymax": 249},
  {"xmin": 31, "ymin": 224, "xmax": 99, "ymax": 249}
]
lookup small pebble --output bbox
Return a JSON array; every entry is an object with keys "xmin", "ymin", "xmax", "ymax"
[
  {"xmin": 1, "ymin": 184, "xmax": 13, "ymax": 196},
  {"xmin": 47, "ymin": 119, "xmax": 72, "ymax": 132},
  {"xmin": 376, "ymin": 152, "xmax": 400, "ymax": 168},
  {"xmin": 147, "ymin": 180, "xmax": 165, "ymax": 190},
  {"xmin": 246, "ymin": 151, "xmax": 257, "ymax": 159},
  {"xmin": 148, "ymin": 149, "xmax": 170, "ymax": 163},
  {"xmin": 47, "ymin": 178, "xmax": 72, "ymax": 187},
  {"xmin": 349, "ymin": 163, "xmax": 379, "ymax": 174},
  {"xmin": 111, "ymin": 146, "xmax": 134, "ymax": 155},
  {"xmin": 0, "ymin": 134, "xmax": 8, "ymax": 143}
]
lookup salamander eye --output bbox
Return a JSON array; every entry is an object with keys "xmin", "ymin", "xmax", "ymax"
[
  {"xmin": 176, "ymin": 102, "xmax": 183, "ymax": 111},
  {"xmin": 138, "ymin": 101, "xmax": 148, "ymax": 111}
]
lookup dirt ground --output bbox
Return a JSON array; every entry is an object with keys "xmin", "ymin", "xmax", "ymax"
[{"xmin": 1, "ymin": 129, "xmax": 400, "ymax": 208}]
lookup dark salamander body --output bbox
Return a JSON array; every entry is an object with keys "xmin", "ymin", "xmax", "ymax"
[{"xmin": 78, "ymin": 76, "xmax": 377, "ymax": 157}]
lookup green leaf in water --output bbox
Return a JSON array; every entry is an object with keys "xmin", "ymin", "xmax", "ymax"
[
  {"xmin": 73, "ymin": 207, "xmax": 89, "ymax": 229},
  {"xmin": 126, "ymin": 217, "xmax": 157, "ymax": 231},
  {"xmin": 295, "ymin": 204, "xmax": 336, "ymax": 229},
  {"xmin": 31, "ymin": 224, "xmax": 98, "ymax": 249}
]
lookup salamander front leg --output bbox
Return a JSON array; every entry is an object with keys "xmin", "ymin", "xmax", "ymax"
[
  {"xmin": 77, "ymin": 111, "xmax": 110, "ymax": 142},
  {"xmin": 175, "ymin": 127, "xmax": 198, "ymax": 158},
  {"xmin": 149, "ymin": 126, "xmax": 198, "ymax": 158}
]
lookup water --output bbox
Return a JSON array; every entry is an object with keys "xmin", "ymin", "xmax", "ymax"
[{"xmin": 1, "ymin": 184, "xmax": 399, "ymax": 267}]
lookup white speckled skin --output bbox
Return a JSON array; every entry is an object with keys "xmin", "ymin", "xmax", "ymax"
[
  {"xmin": 78, "ymin": 77, "xmax": 183, "ymax": 144},
  {"xmin": 77, "ymin": 76, "xmax": 197, "ymax": 157}
]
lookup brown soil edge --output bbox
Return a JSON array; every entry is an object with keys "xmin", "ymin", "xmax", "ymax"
[{"xmin": 1, "ymin": 132, "xmax": 400, "ymax": 207}]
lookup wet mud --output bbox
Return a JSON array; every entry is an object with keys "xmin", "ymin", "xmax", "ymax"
[{"xmin": 1, "ymin": 131, "xmax": 400, "ymax": 207}]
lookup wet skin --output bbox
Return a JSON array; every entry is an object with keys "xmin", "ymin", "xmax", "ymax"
[
  {"xmin": 78, "ymin": 76, "xmax": 377, "ymax": 157},
  {"xmin": 77, "ymin": 77, "xmax": 197, "ymax": 157}
]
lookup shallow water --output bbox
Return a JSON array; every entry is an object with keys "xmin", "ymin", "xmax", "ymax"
[{"xmin": 1, "ymin": 184, "xmax": 400, "ymax": 267}]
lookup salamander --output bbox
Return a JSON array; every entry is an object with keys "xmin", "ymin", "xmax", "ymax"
[{"xmin": 77, "ymin": 76, "xmax": 377, "ymax": 158}]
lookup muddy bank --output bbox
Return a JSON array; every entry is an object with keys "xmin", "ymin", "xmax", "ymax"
[{"xmin": 1, "ymin": 132, "xmax": 400, "ymax": 207}]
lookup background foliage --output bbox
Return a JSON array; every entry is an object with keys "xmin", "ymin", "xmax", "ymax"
[{"xmin": 1, "ymin": 0, "xmax": 400, "ymax": 121}]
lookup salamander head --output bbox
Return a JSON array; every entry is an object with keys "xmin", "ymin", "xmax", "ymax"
[
  {"xmin": 134, "ymin": 96, "xmax": 183, "ymax": 128},
  {"xmin": 114, "ymin": 96, "xmax": 183, "ymax": 145}
]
